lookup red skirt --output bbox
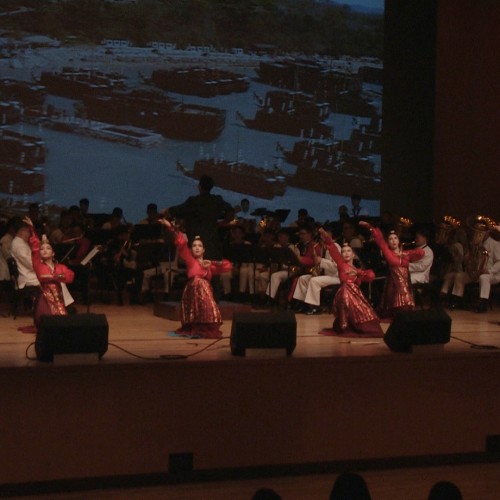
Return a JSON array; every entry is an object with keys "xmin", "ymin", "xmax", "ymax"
[
  {"xmin": 320, "ymin": 282, "xmax": 383, "ymax": 338},
  {"xmin": 178, "ymin": 277, "xmax": 223, "ymax": 339},
  {"xmin": 378, "ymin": 266, "xmax": 415, "ymax": 318},
  {"xmin": 34, "ymin": 283, "xmax": 67, "ymax": 328}
]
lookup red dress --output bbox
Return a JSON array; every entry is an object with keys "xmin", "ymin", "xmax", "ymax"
[
  {"xmin": 29, "ymin": 231, "xmax": 75, "ymax": 328},
  {"xmin": 173, "ymin": 231, "xmax": 232, "ymax": 338},
  {"xmin": 372, "ymin": 227, "xmax": 425, "ymax": 318},
  {"xmin": 321, "ymin": 237, "xmax": 383, "ymax": 337}
]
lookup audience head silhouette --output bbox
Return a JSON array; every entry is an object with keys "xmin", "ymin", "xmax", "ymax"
[
  {"xmin": 428, "ymin": 481, "xmax": 462, "ymax": 500},
  {"xmin": 329, "ymin": 472, "xmax": 371, "ymax": 500},
  {"xmin": 252, "ymin": 487, "xmax": 282, "ymax": 500}
]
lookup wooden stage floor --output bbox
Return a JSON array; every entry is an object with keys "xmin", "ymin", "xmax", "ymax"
[
  {"xmin": 0, "ymin": 302, "xmax": 500, "ymax": 366},
  {"xmin": 1, "ymin": 301, "xmax": 500, "ymax": 493}
]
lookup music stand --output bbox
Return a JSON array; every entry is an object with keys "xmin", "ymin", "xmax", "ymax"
[
  {"xmin": 136, "ymin": 241, "xmax": 163, "ymax": 270},
  {"xmin": 224, "ymin": 243, "xmax": 255, "ymax": 264},
  {"xmin": 273, "ymin": 209, "xmax": 291, "ymax": 224},
  {"xmin": 54, "ymin": 243, "xmax": 76, "ymax": 263},
  {"xmin": 264, "ymin": 246, "xmax": 303, "ymax": 299},
  {"xmin": 79, "ymin": 246, "xmax": 102, "ymax": 313},
  {"xmin": 87, "ymin": 228, "xmax": 113, "ymax": 246},
  {"xmin": 132, "ymin": 224, "xmax": 162, "ymax": 242}
]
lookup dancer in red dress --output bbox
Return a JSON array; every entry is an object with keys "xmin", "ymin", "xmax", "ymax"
[
  {"xmin": 159, "ymin": 218, "xmax": 232, "ymax": 338},
  {"xmin": 318, "ymin": 227, "xmax": 383, "ymax": 337},
  {"xmin": 24, "ymin": 217, "xmax": 75, "ymax": 328},
  {"xmin": 359, "ymin": 221, "xmax": 424, "ymax": 318}
]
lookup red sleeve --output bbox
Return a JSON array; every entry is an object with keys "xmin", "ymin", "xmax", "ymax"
[
  {"xmin": 55, "ymin": 263, "xmax": 75, "ymax": 284},
  {"xmin": 408, "ymin": 248, "xmax": 425, "ymax": 262},
  {"xmin": 372, "ymin": 227, "xmax": 403, "ymax": 267},
  {"xmin": 358, "ymin": 269, "xmax": 375, "ymax": 283},
  {"xmin": 174, "ymin": 231, "xmax": 196, "ymax": 267},
  {"xmin": 210, "ymin": 259, "xmax": 232, "ymax": 275}
]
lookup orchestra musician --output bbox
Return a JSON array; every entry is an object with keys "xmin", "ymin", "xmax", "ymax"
[
  {"xmin": 292, "ymin": 231, "xmax": 341, "ymax": 314},
  {"xmin": 409, "ymin": 226, "xmax": 434, "ymax": 285},
  {"xmin": 360, "ymin": 221, "xmax": 425, "ymax": 318},
  {"xmin": 263, "ymin": 228, "xmax": 296, "ymax": 304},
  {"xmin": 445, "ymin": 221, "xmax": 500, "ymax": 313},
  {"xmin": 221, "ymin": 225, "xmax": 255, "ymax": 302},
  {"xmin": 105, "ymin": 225, "xmax": 143, "ymax": 305},
  {"xmin": 265, "ymin": 224, "xmax": 321, "ymax": 305},
  {"xmin": 159, "ymin": 218, "xmax": 232, "ymax": 339}
]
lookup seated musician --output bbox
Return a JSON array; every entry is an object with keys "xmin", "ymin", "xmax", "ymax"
[
  {"xmin": 222, "ymin": 225, "xmax": 255, "ymax": 302},
  {"xmin": 265, "ymin": 225, "xmax": 321, "ymax": 306},
  {"xmin": 105, "ymin": 225, "xmax": 143, "ymax": 305},
  {"xmin": 409, "ymin": 227, "xmax": 434, "ymax": 284},
  {"xmin": 138, "ymin": 203, "xmax": 161, "ymax": 225},
  {"xmin": 336, "ymin": 219, "xmax": 364, "ymax": 249},
  {"xmin": 253, "ymin": 228, "xmax": 277, "ymax": 302},
  {"xmin": 102, "ymin": 207, "xmax": 126, "ymax": 230},
  {"xmin": 235, "ymin": 198, "xmax": 256, "ymax": 234},
  {"xmin": 444, "ymin": 222, "xmax": 500, "ymax": 312},
  {"xmin": 63, "ymin": 222, "xmax": 93, "ymax": 305},
  {"xmin": 292, "ymin": 231, "xmax": 341, "ymax": 314}
]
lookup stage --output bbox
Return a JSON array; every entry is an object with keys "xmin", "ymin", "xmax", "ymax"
[{"xmin": 1, "ymin": 302, "xmax": 500, "ymax": 493}]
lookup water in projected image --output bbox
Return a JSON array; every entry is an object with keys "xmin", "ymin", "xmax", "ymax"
[{"xmin": 0, "ymin": 0, "xmax": 384, "ymax": 225}]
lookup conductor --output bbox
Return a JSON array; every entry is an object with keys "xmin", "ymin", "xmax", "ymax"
[{"xmin": 168, "ymin": 175, "xmax": 232, "ymax": 260}]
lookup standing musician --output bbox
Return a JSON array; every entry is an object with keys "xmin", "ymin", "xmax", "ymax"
[{"xmin": 360, "ymin": 221, "xmax": 424, "ymax": 318}]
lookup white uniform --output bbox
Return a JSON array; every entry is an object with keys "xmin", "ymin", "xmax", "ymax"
[
  {"xmin": 409, "ymin": 244, "xmax": 434, "ymax": 284},
  {"xmin": 451, "ymin": 236, "xmax": 500, "ymax": 299},
  {"xmin": 293, "ymin": 243, "xmax": 341, "ymax": 306},
  {"xmin": 10, "ymin": 236, "xmax": 40, "ymax": 289}
]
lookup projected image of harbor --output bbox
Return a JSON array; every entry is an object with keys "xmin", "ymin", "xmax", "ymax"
[{"xmin": 0, "ymin": 0, "xmax": 384, "ymax": 224}]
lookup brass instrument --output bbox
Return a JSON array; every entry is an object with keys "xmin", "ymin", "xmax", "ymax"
[
  {"xmin": 467, "ymin": 215, "xmax": 497, "ymax": 247},
  {"xmin": 435, "ymin": 215, "xmax": 461, "ymax": 245},
  {"xmin": 396, "ymin": 216, "xmax": 413, "ymax": 244},
  {"xmin": 464, "ymin": 215, "xmax": 497, "ymax": 281}
]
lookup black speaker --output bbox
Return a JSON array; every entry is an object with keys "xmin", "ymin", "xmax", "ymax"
[
  {"xmin": 384, "ymin": 307, "xmax": 451, "ymax": 353},
  {"xmin": 230, "ymin": 311, "xmax": 297, "ymax": 356},
  {"xmin": 36, "ymin": 313, "xmax": 109, "ymax": 362}
]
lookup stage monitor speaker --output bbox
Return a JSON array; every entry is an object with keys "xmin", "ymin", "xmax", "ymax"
[
  {"xmin": 384, "ymin": 307, "xmax": 451, "ymax": 353},
  {"xmin": 230, "ymin": 311, "xmax": 297, "ymax": 356},
  {"xmin": 36, "ymin": 313, "xmax": 109, "ymax": 362}
]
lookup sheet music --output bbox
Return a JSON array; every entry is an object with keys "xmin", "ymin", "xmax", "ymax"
[{"xmin": 80, "ymin": 246, "xmax": 101, "ymax": 266}]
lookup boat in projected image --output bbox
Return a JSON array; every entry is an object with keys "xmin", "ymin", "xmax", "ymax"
[
  {"xmin": 278, "ymin": 139, "xmax": 381, "ymax": 197},
  {"xmin": 150, "ymin": 67, "xmax": 250, "ymax": 97},
  {"xmin": 238, "ymin": 89, "xmax": 332, "ymax": 139},
  {"xmin": 77, "ymin": 88, "xmax": 226, "ymax": 141},
  {"xmin": 176, "ymin": 158, "xmax": 287, "ymax": 200},
  {"xmin": 0, "ymin": 129, "xmax": 47, "ymax": 167}
]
